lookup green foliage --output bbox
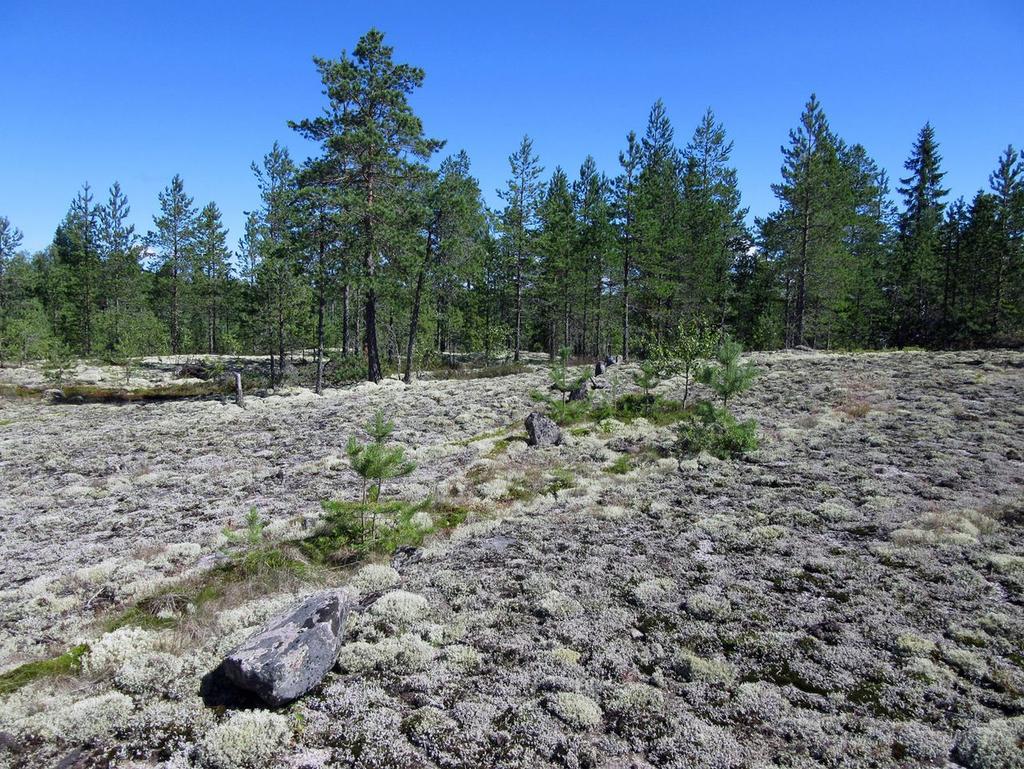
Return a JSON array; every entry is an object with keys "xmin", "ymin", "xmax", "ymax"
[
  {"xmin": 548, "ymin": 346, "xmax": 589, "ymax": 404},
  {"xmin": 697, "ymin": 337, "xmax": 758, "ymax": 407},
  {"xmin": 654, "ymin": 315, "xmax": 717, "ymax": 406},
  {"xmin": 632, "ymin": 359, "xmax": 662, "ymax": 400},
  {"xmin": 42, "ymin": 341, "xmax": 73, "ymax": 387},
  {"xmin": 0, "ymin": 644, "xmax": 89, "ymax": 696},
  {"xmin": 676, "ymin": 402, "xmax": 758, "ymax": 459},
  {"xmin": 606, "ymin": 454, "xmax": 633, "ymax": 475},
  {"xmin": 345, "ymin": 410, "xmax": 416, "ymax": 502},
  {"xmin": 304, "ymin": 498, "xmax": 468, "ymax": 563},
  {"xmin": 543, "ymin": 467, "xmax": 576, "ymax": 496},
  {"xmin": 222, "ymin": 507, "xmax": 308, "ymax": 581}
]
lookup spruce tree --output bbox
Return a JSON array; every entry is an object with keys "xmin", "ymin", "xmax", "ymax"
[
  {"xmin": 895, "ymin": 123, "xmax": 948, "ymax": 345},
  {"xmin": 291, "ymin": 28, "xmax": 443, "ymax": 382}
]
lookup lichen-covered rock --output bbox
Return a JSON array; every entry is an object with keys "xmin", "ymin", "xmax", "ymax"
[
  {"xmin": 220, "ymin": 588, "xmax": 355, "ymax": 706},
  {"xmin": 525, "ymin": 411, "xmax": 562, "ymax": 446}
]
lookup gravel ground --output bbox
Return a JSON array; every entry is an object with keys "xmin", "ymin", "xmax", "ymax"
[{"xmin": 0, "ymin": 349, "xmax": 1022, "ymax": 769}]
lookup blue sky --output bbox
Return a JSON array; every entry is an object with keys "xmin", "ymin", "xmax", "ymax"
[{"xmin": 1, "ymin": 0, "xmax": 1022, "ymax": 252}]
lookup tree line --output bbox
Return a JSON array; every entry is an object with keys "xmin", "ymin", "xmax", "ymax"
[{"xmin": 1, "ymin": 29, "xmax": 1021, "ymax": 384}]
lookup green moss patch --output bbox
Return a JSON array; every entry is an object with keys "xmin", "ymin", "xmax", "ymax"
[{"xmin": 0, "ymin": 644, "xmax": 89, "ymax": 696}]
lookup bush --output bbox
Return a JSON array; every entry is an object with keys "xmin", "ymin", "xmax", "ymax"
[{"xmin": 676, "ymin": 402, "xmax": 758, "ymax": 459}]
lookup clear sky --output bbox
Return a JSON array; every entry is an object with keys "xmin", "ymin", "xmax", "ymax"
[{"xmin": 1, "ymin": 0, "xmax": 1022, "ymax": 252}]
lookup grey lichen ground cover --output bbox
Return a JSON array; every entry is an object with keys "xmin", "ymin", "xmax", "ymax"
[{"xmin": 0, "ymin": 350, "xmax": 1022, "ymax": 768}]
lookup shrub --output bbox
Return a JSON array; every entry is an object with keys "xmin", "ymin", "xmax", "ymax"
[
  {"xmin": 654, "ymin": 314, "xmax": 717, "ymax": 406},
  {"xmin": 676, "ymin": 402, "xmax": 758, "ymax": 459},
  {"xmin": 222, "ymin": 508, "xmax": 308, "ymax": 581}
]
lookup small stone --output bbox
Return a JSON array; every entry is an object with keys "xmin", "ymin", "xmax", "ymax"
[
  {"xmin": 220, "ymin": 588, "xmax": 355, "ymax": 707},
  {"xmin": 42, "ymin": 388, "xmax": 64, "ymax": 403},
  {"xmin": 525, "ymin": 412, "xmax": 562, "ymax": 447}
]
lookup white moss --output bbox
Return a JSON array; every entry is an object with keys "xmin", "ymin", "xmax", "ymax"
[
  {"xmin": 987, "ymin": 553, "xmax": 1024, "ymax": 575},
  {"xmin": 606, "ymin": 682, "xmax": 666, "ymax": 720},
  {"xmin": 538, "ymin": 590, "xmax": 584, "ymax": 619},
  {"xmin": 114, "ymin": 651, "xmax": 184, "ymax": 695},
  {"xmin": 544, "ymin": 692, "xmax": 603, "ymax": 729},
  {"xmin": 337, "ymin": 634, "xmax": 436, "ymax": 675},
  {"xmin": 198, "ymin": 710, "xmax": 292, "ymax": 769},
  {"xmin": 25, "ymin": 691, "xmax": 134, "ymax": 742},
  {"xmin": 685, "ymin": 592, "xmax": 732, "ymax": 621},
  {"xmin": 955, "ymin": 716, "xmax": 1024, "ymax": 769},
  {"xmin": 631, "ymin": 578, "xmax": 674, "ymax": 606},
  {"xmin": 83, "ymin": 625, "xmax": 161, "ymax": 676},
  {"xmin": 370, "ymin": 590, "xmax": 429, "ymax": 626},
  {"xmin": 350, "ymin": 564, "xmax": 400, "ymax": 594},
  {"xmin": 674, "ymin": 648, "xmax": 736, "ymax": 685},
  {"xmin": 443, "ymin": 644, "xmax": 482, "ymax": 671}
]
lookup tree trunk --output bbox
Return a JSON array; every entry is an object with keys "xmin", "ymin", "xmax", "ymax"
[
  {"xmin": 513, "ymin": 245, "xmax": 523, "ymax": 362},
  {"xmin": 342, "ymin": 282, "xmax": 350, "ymax": 355},
  {"xmin": 315, "ymin": 241, "xmax": 326, "ymax": 395},
  {"xmin": 404, "ymin": 228, "xmax": 432, "ymax": 384}
]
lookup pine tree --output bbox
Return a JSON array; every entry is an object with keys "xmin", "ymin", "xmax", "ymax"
[
  {"xmin": 764, "ymin": 94, "xmax": 851, "ymax": 347},
  {"xmin": 681, "ymin": 108, "xmax": 749, "ymax": 329},
  {"xmin": 64, "ymin": 183, "xmax": 102, "ymax": 354},
  {"xmin": 988, "ymin": 145, "xmax": 1024, "ymax": 335},
  {"xmin": 614, "ymin": 130, "xmax": 642, "ymax": 360},
  {"xmin": 97, "ymin": 182, "xmax": 145, "ymax": 352},
  {"xmin": 498, "ymin": 135, "xmax": 544, "ymax": 362},
  {"xmin": 150, "ymin": 175, "xmax": 197, "ymax": 353},
  {"xmin": 193, "ymin": 202, "xmax": 231, "ymax": 353},
  {"xmin": 0, "ymin": 216, "xmax": 25, "ymax": 365},
  {"xmin": 573, "ymin": 156, "xmax": 615, "ymax": 356},
  {"xmin": 403, "ymin": 151, "xmax": 486, "ymax": 382},
  {"xmin": 537, "ymin": 167, "xmax": 575, "ymax": 356},
  {"xmin": 291, "ymin": 28, "xmax": 443, "ymax": 382},
  {"xmin": 634, "ymin": 100, "xmax": 684, "ymax": 339},
  {"xmin": 250, "ymin": 143, "xmax": 304, "ymax": 383},
  {"xmin": 895, "ymin": 122, "xmax": 948, "ymax": 345}
]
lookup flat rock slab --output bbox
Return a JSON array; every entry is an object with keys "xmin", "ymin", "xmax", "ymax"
[{"xmin": 221, "ymin": 588, "xmax": 356, "ymax": 707}]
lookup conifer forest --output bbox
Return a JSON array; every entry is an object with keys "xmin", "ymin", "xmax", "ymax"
[
  {"xmin": 1, "ymin": 20, "xmax": 1023, "ymax": 769},
  {"xmin": 2, "ymin": 30, "xmax": 1021, "ymax": 385}
]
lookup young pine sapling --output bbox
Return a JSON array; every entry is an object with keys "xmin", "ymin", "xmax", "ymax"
[
  {"xmin": 346, "ymin": 410, "xmax": 416, "ymax": 503},
  {"xmin": 698, "ymin": 336, "xmax": 758, "ymax": 409}
]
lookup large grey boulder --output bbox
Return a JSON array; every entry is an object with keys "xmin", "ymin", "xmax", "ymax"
[
  {"xmin": 221, "ymin": 588, "xmax": 356, "ymax": 707},
  {"xmin": 525, "ymin": 412, "xmax": 562, "ymax": 447}
]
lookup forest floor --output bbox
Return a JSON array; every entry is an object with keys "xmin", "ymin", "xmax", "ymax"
[{"xmin": 0, "ymin": 349, "xmax": 1022, "ymax": 769}]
